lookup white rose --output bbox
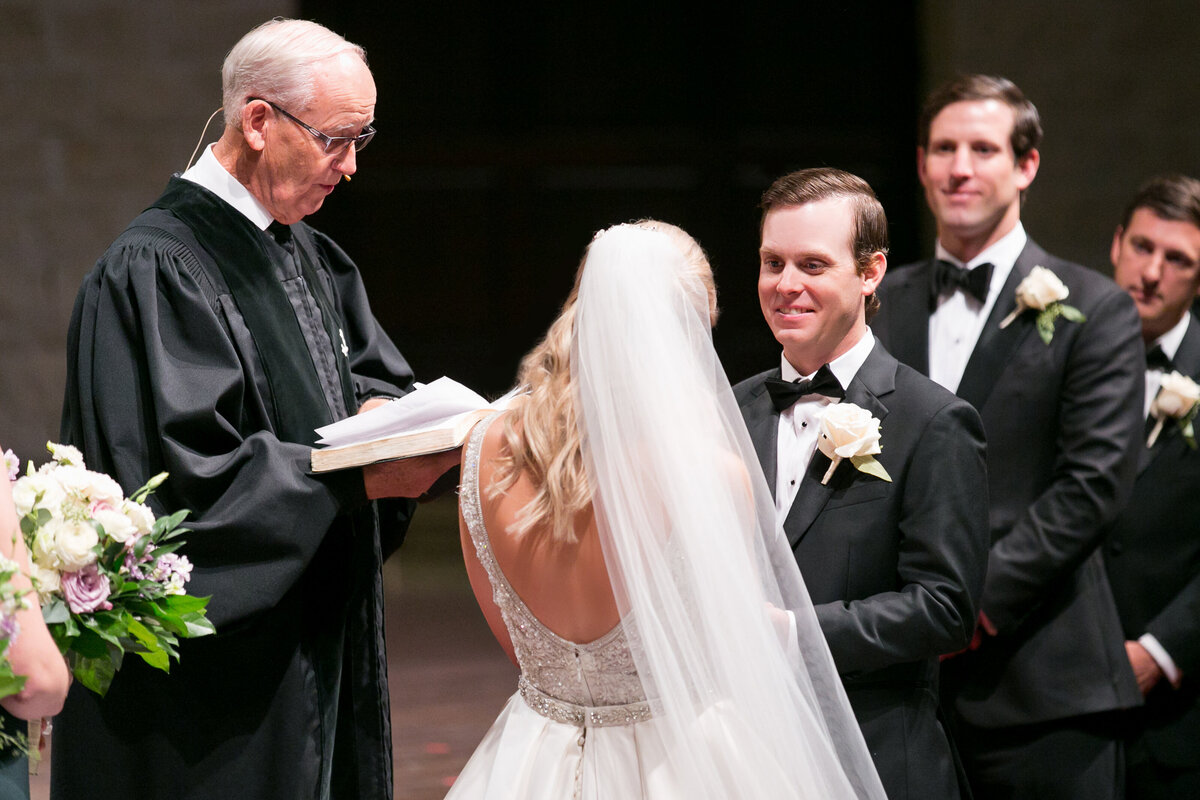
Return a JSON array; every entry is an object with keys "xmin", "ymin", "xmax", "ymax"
[
  {"xmin": 11, "ymin": 473, "xmax": 66, "ymax": 518},
  {"xmin": 1154, "ymin": 372, "xmax": 1200, "ymax": 418},
  {"xmin": 122, "ymin": 500, "xmax": 156, "ymax": 536},
  {"xmin": 49, "ymin": 518, "xmax": 99, "ymax": 571},
  {"xmin": 31, "ymin": 522, "xmax": 61, "ymax": 570},
  {"xmin": 91, "ymin": 502, "xmax": 138, "ymax": 544},
  {"xmin": 54, "ymin": 465, "xmax": 125, "ymax": 507},
  {"xmin": 29, "ymin": 563, "xmax": 62, "ymax": 603},
  {"xmin": 818, "ymin": 403, "xmax": 883, "ymax": 461},
  {"xmin": 47, "ymin": 443, "xmax": 85, "ymax": 467},
  {"xmin": 1015, "ymin": 266, "xmax": 1069, "ymax": 310}
]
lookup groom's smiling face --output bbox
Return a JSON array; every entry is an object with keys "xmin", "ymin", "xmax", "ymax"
[{"xmin": 758, "ymin": 197, "xmax": 884, "ymax": 375}]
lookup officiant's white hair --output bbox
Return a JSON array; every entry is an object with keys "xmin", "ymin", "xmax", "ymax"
[
  {"xmin": 489, "ymin": 220, "xmax": 716, "ymax": 543},
  {"xmin": 221, "ymin": 18, "xmax": 368, "ymax": 129}
]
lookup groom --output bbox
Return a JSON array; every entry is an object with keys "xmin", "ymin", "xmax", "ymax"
[{"xmin": 734, "ymin": 167, "xmax": 990, "ymax": 800}]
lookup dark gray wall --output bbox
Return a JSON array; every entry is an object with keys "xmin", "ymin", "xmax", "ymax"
[
  {"xmin": 2, "ymin": 2, "xmax": 1197, "ymax": 467},
  {"xmin": 918, "ymin": 1, "xmax": 1200, "ymax": 272},
  {"xmin": 0, "ymin": 1, "xmax": 291, "ymax": 464}
]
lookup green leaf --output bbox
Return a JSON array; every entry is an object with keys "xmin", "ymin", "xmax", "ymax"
[
  {"xmin": 41, "ymin": 597, "xmax": 70, "ymax": 625},
  {"xmin": 125, "ymin": 616, "xmax": 171, "ymax": 671},
  {"xmin": 159, "ymin": 594, "xmax": 210, "ymax": 615},
  {"xmin": 72, "ymin": 653, "xmax": 119, "ymax": 697},
  {"xmin": 1058, "ymin": 304, "xmax": 1086, "ymax": 323},
  {"xmin": 1036, "ymin": 310, "xmax": 1056, "ymax": 345},
  {"xmin": 70, "ymin": 626, "xmax": 113, "ymax": 659},
  {"xmin": 152, "ymin": 510, "xmax": 190, "ymax": 538},
  {"xmin": 849, "ymin": 455, "xmax": 893, "ymax": 483},
  {"xmin": 1182, "ymin": 420, "xmax": 1197, "ymax": 450},
  {"xmin": 182, "ymin": 616, "xmax": 217, "ymax": 638},
  {"xmin": 0, "ymin": 670, "xmax": 27, "ymax": 701},
  {"xmin": 135, "ymin": 647, "xmax": 171, "ymax": 672}
]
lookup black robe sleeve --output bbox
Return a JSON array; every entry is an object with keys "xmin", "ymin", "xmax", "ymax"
[{"xmin": 62, "ymin": 227, "xmax": 413, "ymax": 630}]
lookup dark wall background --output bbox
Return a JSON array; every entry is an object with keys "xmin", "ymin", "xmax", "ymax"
[
  {"xmin": 300, "ymin": 2, "xmax": 921, "ymax": 394},
  {"xmin": 4, "ymin": 2, "xmax": 1197, "ymax": 461}
]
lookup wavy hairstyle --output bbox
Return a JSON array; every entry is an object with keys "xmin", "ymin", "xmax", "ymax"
[{"xmin": 488, "ymin": 220, "xmax": 717, "ymax": 543}]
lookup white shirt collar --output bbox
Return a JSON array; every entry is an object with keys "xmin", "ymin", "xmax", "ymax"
[
  {"xmin": 180, "ymin": 144, "xmax": 275, "ymax": 231},
  {"xmin": 935, "ymin": 221, "xmax": 1027, "ymax": 274},
  {"xmin": 1151, "ymin": 312, "xmax": 1191, "ymax": 363},
  {"xmin": 780, "ymin": 327, "xmax": 875, "ymax": 389}
]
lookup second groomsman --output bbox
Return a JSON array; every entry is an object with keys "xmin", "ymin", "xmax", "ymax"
[
  {"xmin": 1104, "ymin": 173, "xmax": 1200, "ymax": 800},
  {"xmin": 872, "ymin": 74, "xmax": 1144, "ymax": 798}
]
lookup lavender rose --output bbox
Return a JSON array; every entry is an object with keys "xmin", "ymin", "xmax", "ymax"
[{"xmin": 62, "ymin": 564, "xmax": 113, "ymax": 613}]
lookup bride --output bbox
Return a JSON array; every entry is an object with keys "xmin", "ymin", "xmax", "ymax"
[{"xmin": 449, "ymin": 221, "xmax": 886, "ymax": 799}]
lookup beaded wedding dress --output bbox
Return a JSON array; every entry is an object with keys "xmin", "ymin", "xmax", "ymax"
[{"xmin": 445, "ymin": 225, "xmax": 886, "ymax": 800}]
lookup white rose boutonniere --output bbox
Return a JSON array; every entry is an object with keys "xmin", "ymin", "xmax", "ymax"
[
  {"xmin": 999, "ymin": 265, "xmax": 1086, "ymax": 344},
  {"xmin": 816, "ymin": 403, "xmax": 893, "ymax": 486},
  {"xmin": 1147, "ymin": 371, "xmax": 1200, "ymax": 448}
]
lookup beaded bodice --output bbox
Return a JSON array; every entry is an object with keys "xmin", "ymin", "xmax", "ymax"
[{"xmin": 461, "ymin": 414, "xmax": 649, "ymax": 725}]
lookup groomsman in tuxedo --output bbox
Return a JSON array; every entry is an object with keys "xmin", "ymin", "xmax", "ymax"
[
  {"xmin": 734, "ymin": 167, "xmax": 990, "ymax": 800},
  {"xmin": 1104, "ymin": 173, "xmax": 1200, "ymax": 799},
  {"xmin": 871, "ymin": 74, "xmax": 1144, "ymax": 799}
]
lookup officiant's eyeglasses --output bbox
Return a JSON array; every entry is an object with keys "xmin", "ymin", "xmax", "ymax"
[{"xmin": 249, "ymin": 97, "xmax": 376, "ymax": 155}]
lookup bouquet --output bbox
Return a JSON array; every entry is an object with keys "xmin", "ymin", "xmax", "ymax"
[
  {"xmin": 0, "ymin": 546, "xmax": 30, "ymax": 753},
  {"xmin": 11, "ymin": 443, "xmax": 215, "ymax": 696}
]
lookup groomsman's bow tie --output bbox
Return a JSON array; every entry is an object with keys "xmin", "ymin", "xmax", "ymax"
[
  {"xmin": 765, "ymin": 366, "xmax": 845, "ymax": 412},
  {"xmin": 1146, "ymin": 344, "xmax": 1173, "ymax": 372},
  {"xmin": 931, "ymin": 259, "xmax": 993, "ymax": 304}
]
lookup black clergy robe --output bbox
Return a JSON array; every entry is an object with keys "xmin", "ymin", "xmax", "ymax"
[{"xmin": 53, "ymin": 178, "xmax": 415, "ymax": 800}]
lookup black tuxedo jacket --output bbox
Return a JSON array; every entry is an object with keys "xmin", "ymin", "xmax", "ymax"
[
  {"xmin": 873, "ymin": 238, "xmax": 1144, "ymax": 729},
  {"xmin": 735, "ymin": 342, "xmax": 989, "ymax": 800},
  {"xmin": 1105, "ymin": 320, "xmax": 1200, "ymax": 770}
]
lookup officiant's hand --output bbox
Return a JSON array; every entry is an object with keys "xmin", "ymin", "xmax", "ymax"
[
  {"xmin": 363, "ymin": 449, "xmax": 462, "ymax": 500},
  {"xmin": 358, "ymin": 397, "xmax": 392, "ymax": 414}
]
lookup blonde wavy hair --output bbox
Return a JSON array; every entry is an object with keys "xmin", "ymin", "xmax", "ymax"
[{"xmin": 488, "ymin": 220, "xmax": 717, "ymax": 543}]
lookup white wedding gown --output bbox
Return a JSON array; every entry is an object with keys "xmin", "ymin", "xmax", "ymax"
[
  {"xmin": 446, "ymin": 225, "xmax": 885, "ymax": 800},
  {"xmin": 448, "ymin": 416, "xmax": 786, "ymax": 799}
]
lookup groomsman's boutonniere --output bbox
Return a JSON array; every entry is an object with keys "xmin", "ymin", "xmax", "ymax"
[
  {"xmin": 1147, "ymin": 371, "xmax": 1200, "ymax": 448},
  {"xmin": 999, "ymin": 265, "xmax": 1086, "ymax": 344},
  {"xmin": 817, "ymin": 404, "xmax": 892, "ymax": 485}
]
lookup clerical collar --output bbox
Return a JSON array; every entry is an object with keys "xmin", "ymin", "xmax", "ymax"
[
  {"xmin": 935, "ymin": 221, "xmax": 1028, "ymax": 300},
  {"xmin": 1149, "ymin": 312, "xmax": 1191, "ymax": 365},
  {"xmin": 781, "ymin": 328, "xmax": 875, "ymax": 388},
  {"xmin": 180, "ymin": 143, "xmax": 274, "ymax": 231}
]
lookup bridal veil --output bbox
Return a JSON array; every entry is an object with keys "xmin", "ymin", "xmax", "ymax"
[{"xmin": 571, "ymin": 223, "xmax": 886, "ymax": 799}]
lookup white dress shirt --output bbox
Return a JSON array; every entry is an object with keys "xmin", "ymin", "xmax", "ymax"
[
  {"xmin": 181, "ymin": 143, "xmax": 274, "ymax": 230},
  {"xmin": 775, "ymin": 329, "xmax": 876, "ymax": 524},
  {"xmin": 928, "ymin": 223, "xmax": 1028, "ymax": 393},
  {"xmin": 1143, "ymin": 312, "xmax": 1190, "ymax": 417},
  {"xmin": 1138, "ymin": 311, "xmax": 1191, "ymax": 687}
]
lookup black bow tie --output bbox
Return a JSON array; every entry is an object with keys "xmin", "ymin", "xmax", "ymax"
[
  {"xmin": 1146, "ymin": 345, "xmax": 1174, "ymax": 372},
  {"xmin": 765, "ymin": 365, "xmax": 845, "ymax": 412},
  {"xmin": 931, "ymin": 259, "xmax": 993, "ymax": 304}
]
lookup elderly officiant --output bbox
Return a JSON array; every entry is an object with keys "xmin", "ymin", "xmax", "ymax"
[{"xmin": 54, "ymin": 18, "xmax": 453, "ymax": 800}]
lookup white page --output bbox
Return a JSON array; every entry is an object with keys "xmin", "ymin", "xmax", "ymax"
[
  {"xmin": 314, "ymin": 377, "xmax": 519, "ymax": 447},
  {"xmin": 315, "ymin": 377, "xmax": 488, "ymax": 446}
]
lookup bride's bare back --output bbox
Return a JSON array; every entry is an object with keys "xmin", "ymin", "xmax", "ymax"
[{"xmin": 459, "ymin": 413, "xmax": 620, "ymax": 664}]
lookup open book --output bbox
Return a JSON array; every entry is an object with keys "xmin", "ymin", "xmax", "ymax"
[{"xmin": 310, "ymin": 377, "xmax": 515, "ymax": 473}]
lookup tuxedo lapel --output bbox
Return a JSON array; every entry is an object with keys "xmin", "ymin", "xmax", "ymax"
[
  {"xmin": 879, "ymin": 262, "xmax": 932, "ymax": 376},
  {"xmin": 1139, "ymin": 320, "xmax": 1200, "ymax": 475},
  {"xmin": 741, "ymin": 371, "xmax": 781, "ymax": 494},
  {"xmin": 955, "ymin": 242, "xmax": 1043, "ymax": 410},
  {"xmin": 783, "ymin": 343, "xmax": 895, "ymax": 548}
]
